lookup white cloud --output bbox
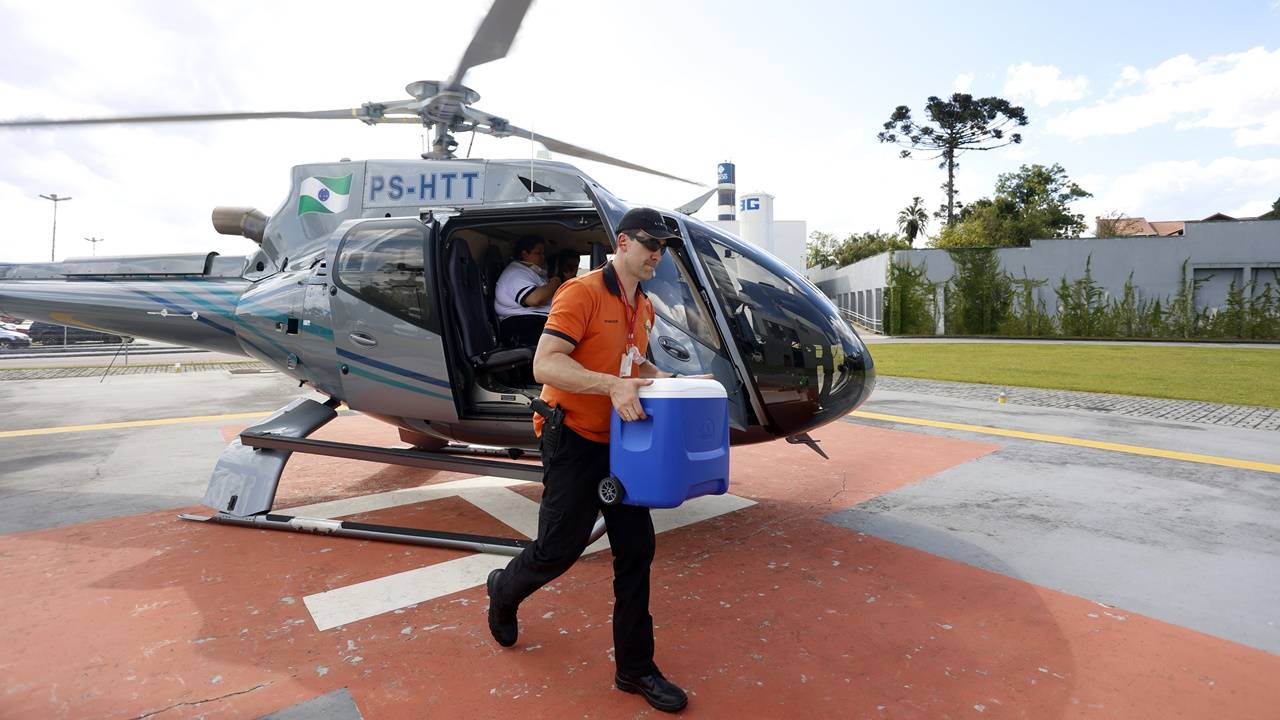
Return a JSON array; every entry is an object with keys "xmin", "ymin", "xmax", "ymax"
[
  {"xmin": 1048, "ymin": 47, "xmax": 1280, "ymax": 145},
  {"xmin": 954, "ymin": 73, "xmax": 974, "ymax": 93},
  {"xmin": 1077, "ymin": 156, "xmax": 1280, "ymax": 222},
  {"xmin": 1114, "ymin": 65, "xmax": 1142, "ymax": 90},
  {"xmin": 1003, "ymin": 63, "xmax": 1088, "ymax": 107}
]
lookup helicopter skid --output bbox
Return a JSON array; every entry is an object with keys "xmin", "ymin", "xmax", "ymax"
[
  {"xmin": 189, "ymin": 396, "xmax": 598, "ymax": 555},
  {"xmin": 178, "ymin": 512, "xmax": 537, "ymax": 556}
]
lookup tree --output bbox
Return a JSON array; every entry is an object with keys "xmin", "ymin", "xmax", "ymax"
[
  {"xmin": 807, "ymin": 231, "xmax": 841, "ymax": 268},
  {"xmin": 933, "ymin": 163, "xmax": 1092, "ymax": 248},
  {"xmin": 1260, "ymin": 195, "xmax": 1280, "ymax": 220},
  {"xmin": 897, "ymin": 197, "xmax": 929, "ymax": 245},
  {"xmin": 994, "ymin": 163, "xmax": 1092, "ymax": 237},
  {"xmin": 807, "ymin": 230, "xmax": 911, "ymax": 268},
  {"xmin": 1095, "ymin": 210, "xmax": 1130, "ymax": 237},
  {"xmin": 878, "ymin": 93, "xmax": 1029, "ymax": 226}
]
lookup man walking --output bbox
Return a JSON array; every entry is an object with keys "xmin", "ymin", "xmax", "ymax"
[{"xmin": 485, "ymin": 207, "xmax": 689, "ymax": 713}]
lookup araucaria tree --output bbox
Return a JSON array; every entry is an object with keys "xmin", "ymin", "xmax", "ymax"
[{"xmin": 878, "ymin": 94, "xmax": 1029, "ymax": 226}]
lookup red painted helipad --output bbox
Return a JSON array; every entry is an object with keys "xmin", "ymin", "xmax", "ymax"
[{"xmin": 3, "ymin": 415, "xmax": 1278, "ymax": 718}]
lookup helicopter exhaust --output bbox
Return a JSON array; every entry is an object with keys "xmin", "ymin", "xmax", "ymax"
[{"xmin": 212, "ymin": 206, "xmax": 268, "ymax": 243}]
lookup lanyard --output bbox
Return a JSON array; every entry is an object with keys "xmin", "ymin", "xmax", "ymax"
[{"xmin": 619, "ymin": 287, "xmax": 640, "ymax": 348}]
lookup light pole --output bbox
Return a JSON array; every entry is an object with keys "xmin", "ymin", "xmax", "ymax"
[
  {"xmin": 84, "ymin": 236, "xmax": 105, "ymax": 256},
  {"xmin": 39, "ymin": 193, "xmax": 73, "ymax": 262}
]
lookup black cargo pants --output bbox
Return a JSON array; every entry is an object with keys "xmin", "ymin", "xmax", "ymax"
[{"xmin": 491, "ymin": 424, "xmax": 658, "ymax": 677}]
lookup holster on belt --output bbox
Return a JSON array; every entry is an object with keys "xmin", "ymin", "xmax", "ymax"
[{"xmin": 530, "ymin": 398, "xmax": 565, "ymax": 470}]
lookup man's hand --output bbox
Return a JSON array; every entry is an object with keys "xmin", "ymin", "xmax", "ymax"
[{"xmin": 610, "ymin": 377, "xmax": 653, "ymax": 421}]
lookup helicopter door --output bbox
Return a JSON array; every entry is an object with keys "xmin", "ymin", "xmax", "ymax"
[
  {"xmin": 328, "ymin": 218, "xmax": 457, "ymax": 422},
  {"xmin": 583, "ymin": 181, "xmax": 759, "ymax": 431}
]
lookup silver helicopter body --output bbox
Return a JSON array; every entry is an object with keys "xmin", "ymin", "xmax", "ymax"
[{"xmin": 0, "ymin": 157, "xmax": 875, "ymax": 450}]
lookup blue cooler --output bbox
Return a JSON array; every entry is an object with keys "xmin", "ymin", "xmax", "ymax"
[{"xmin": 608, "ymin": 378, "xmax": 730, "ymax": 508}]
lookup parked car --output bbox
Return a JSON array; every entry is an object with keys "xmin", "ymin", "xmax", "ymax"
[
  {"xmin": 28, "ymin": 321, "xmax": 133, "ymax": 345},
  {"xmin": 0, "ymin": 327, "xmax": 31, "ymax": 349}
]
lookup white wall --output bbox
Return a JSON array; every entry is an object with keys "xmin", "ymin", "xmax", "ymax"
[{"xmin": 805, "ymin": 219, "xmax": 1280, "ymax": 327}]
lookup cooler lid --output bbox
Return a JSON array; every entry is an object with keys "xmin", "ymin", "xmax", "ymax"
[{"xmin": 638, "ymin": 377, "xmax": 728, "ymax": 399}]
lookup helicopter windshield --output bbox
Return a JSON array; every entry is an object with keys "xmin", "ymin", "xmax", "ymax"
[
  {"xmin": 644, "ymin": 251, "xmax": 721, "ymax": 351},
  {"xmin": 685, "ymin": 221, "xmax": 873, "ymax": 436}
]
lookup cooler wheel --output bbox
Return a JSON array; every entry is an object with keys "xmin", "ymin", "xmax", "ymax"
[{"xmin": 597, "ymin": 476, "xmax": 624, "ymax": 506}]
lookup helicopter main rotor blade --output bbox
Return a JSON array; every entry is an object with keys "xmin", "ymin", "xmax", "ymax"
[
  {"xmin": 0, "ymin": 108, "xmax": 381, "ymax": 128},
  {"xmin": 504, "ymin": 124, "xmax": 706, "ymax": 187},
  {"xmin": 675, "ymin": 188, "xmax": 717, "ymax": 215},
  {"xmin": 447, "ymin": 0, "xmax": 534, "ymax": 90}
]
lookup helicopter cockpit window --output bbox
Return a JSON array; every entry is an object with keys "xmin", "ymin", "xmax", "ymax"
[
  {"xmin": 689, "ymin": 221, "xmax": 864, "ymax": 432},
  {"xmin": 334, "ymin": 222, "xmax": 432, "ymax": 329},
  {"xmin": 644, "ymin": 252, "xmax": 721, "ymax": 351}
]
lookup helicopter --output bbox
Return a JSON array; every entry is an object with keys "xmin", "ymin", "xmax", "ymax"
[{"xmin": 0, "ymin": 0, "xmax": 874, "ymax": 554}]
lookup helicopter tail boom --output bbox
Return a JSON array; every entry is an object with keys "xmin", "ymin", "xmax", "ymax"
[{"xmin": 0, "ymin": 258, "xmax": 252, "ymax": 355}]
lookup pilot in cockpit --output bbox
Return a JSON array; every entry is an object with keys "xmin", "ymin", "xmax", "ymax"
[{"xmin": 494, "ymin": 235, "xmax": 562, "ymax": 346}]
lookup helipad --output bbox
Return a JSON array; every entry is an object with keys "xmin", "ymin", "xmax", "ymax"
[{"xmin": 2, "ymin": 370, "xmax": 1278, "ymax": 718}]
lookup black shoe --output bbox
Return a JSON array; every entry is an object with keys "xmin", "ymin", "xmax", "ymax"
[
  {"xmin": 615, "ymin": 670, "xmax": 688, "ymax": 713},
  {"xmin": 486, "ymin": 569, "xmax": 518, "ymax": 647}
]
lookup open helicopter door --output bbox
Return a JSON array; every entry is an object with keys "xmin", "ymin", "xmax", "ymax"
[
  {"xmin": 583, "ymin": 181, "xmax": 762, "ymax": 434},
  {"xmin": 185, "ymin": 215, "xmax": 550, "ymax": 555},
  {"xmin": 327, "ymin": 217, "xmax": 457, "ymax": 422}
]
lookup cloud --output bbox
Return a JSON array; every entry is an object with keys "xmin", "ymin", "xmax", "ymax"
[
  {"xmin": 1077, "ymin": 156, "xmax": 1280, "ymax": 222},
  {"xmin": 954, "ymin": 73, "xmax": 974, "ymax": 93},
  {"xmin": 1003, "ymin": 63, "xmax": 1088, "ymax": 107},
  {"xmin": 1048, "ymin": 47, "xmax": 1280, "ymax": 145}
]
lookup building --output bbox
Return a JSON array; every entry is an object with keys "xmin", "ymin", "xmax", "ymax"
[
  {"xmin": 708, "ymin": 192, "xmax": 807, "ymax": 274},
  {"xmin": 1097, "ymin": 212, "xmax": 1243, "ymax": 238},
  {"xmin": 808, "ymin": 218, "xmax": 1280, "ymax": 334}
]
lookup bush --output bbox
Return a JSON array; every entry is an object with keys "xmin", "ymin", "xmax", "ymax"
[
  {"xmin": 945, "ymin": 248, "xmax": 1011, "ymax": 334},
  {"xmin": 883, "ymin": 255, "xmax": 935, "ymax": 335}
]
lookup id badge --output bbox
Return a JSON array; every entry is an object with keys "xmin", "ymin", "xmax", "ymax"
[{"xmin": 620, "ymin": 351, "xmax": 632, "ymax": 377}]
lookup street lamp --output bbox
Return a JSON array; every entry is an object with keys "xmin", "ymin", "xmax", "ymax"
[
  {"xmin": 38, "ymin": 193, "xmax": 73, "ymax": 262},
  {"xmin": 85, "ymin": 236, "xmax": 105, "ymax": 256}
]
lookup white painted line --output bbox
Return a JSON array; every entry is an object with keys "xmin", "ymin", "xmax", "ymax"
[
  {"xmin": 280, "ymin": 475, "xmax": 527, "ymax": 519},
  {"xmin": 303, "ymin": 492, "xmax": 757, "ymax": 631},
  {"xmin": 304, "ymin": 553, "xmax": 509, "ymax": 632},
  {"xmin": 459, "ymin": 487, "xmax": 542, "ymax": 540}
]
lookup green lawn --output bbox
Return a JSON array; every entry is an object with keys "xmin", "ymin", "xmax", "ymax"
[{"xmin": 868, "ymin": 343, "xmax": 1280, "ymax": 408}]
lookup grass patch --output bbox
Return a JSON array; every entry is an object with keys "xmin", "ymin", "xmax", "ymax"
[{"xmin": 870, "ymin": 343, "xmax": 1280, "ymax": 408}]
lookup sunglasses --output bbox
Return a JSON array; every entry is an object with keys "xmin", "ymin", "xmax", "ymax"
[{"xmin": 628, "ymin": 233, "xmax": 668, "ymax": 254}]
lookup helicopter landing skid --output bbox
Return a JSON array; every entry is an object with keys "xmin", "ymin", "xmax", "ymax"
[{"xmin": 179, "ymin": 397, "xmax": 605, "ymax": 555}]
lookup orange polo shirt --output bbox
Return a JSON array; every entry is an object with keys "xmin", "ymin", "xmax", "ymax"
[{"xmin": 535, "ymin": 262, "xmax": 655, "ymax": 443}]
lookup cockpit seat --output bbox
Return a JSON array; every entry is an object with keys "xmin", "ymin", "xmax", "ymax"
[
  {"xmin": 480, "ymin": 243, "xmax": 506, "ymax": 335},
  {"xmin": 447, "ymin": 239, "xmax": 531, "ymax": 371}
]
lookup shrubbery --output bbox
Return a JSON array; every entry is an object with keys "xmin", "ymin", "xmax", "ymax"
[{"xmin": 882, "ymin": 255, "xmax": 1280, "ymax": 340}]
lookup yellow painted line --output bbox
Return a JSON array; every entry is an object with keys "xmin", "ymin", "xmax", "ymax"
[
  {"xmin": 0, "ymin": 411, "xmax": 273, "ymax": 439},
  {"xmin": 850, "ymin": 410, "xmax": 1280, "ymax": 475}
]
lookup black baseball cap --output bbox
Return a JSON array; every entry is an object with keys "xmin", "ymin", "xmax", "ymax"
[{"xmin": 617, "ymin": 207, "xmax": 681, "ymax": 245}]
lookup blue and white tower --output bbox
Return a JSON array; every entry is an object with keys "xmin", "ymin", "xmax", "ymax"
[{"xmin": 716, "ymin": 162, "xmax": 736, "ymax": 221}]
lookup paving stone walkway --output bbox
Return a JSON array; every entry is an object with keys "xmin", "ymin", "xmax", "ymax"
[
  {"xmin": 875, "ymin": 375, "xmax": 1280, "ymax": 431},
  {"xmin": 0, "ymin": 361, "xmax": 270, "ymax": 381}
]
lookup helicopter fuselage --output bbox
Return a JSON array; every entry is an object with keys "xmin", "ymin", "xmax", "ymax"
[{"xmin": 0, "ymin": 158, "xmax": 874, "ymax": 450}]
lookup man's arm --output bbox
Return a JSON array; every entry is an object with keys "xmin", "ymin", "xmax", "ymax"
[
  {"xmin": 522, "ymin": 276, "xmax": 562, "ymax": 307},
  {"xmin": 636, "ymin": 362, "xmax": 673, "ymax": 379},
  {"xmin": 533, "ymin": 333, "xmax": 651, "ymax": 419}
]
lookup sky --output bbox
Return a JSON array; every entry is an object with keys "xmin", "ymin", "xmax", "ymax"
[{"xmin": 1, "ymin": 0, "xmax": 1279, "ymax": 263}]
